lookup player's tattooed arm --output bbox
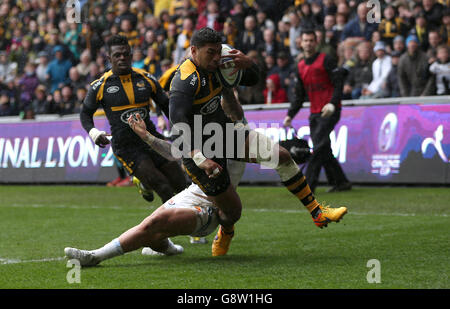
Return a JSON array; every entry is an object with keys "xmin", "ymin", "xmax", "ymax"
[
  {"xmin": 127, "ymin": 113, "xmax": 178, "ymax": 161},
  {"xmin": 221, "ymin": 87, "xmax": 244, "ymax": 122}
]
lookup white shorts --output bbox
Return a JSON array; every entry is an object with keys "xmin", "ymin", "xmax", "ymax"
[{"xmin": 162, "ymin": 184, "xmax": 220, "ymax": 237}]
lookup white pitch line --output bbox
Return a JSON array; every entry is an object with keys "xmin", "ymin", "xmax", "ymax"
[
  {"xmin": 1, "ymin": 204, "xmax": 448, "ymax": 217},
  {"xmin": 0, "ymin": 257, "xmax": 65, "ymax": 265}
]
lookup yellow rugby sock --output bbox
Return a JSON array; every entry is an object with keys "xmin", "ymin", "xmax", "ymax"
[{"xmin": 282, "ymin": 172, "xmax": 320, "ymax": 213}]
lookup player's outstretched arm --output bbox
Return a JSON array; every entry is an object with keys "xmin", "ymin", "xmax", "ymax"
[{"xmin": 127, "ymin": 113, "xmax": 178, "ymax": 161}]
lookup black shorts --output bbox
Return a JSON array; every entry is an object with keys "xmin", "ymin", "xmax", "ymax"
[
  {"xmin": 114, "ymin": 144, "xmax": 169, "ymax": 175},
  {"xmin": 183, "ymin": 157, "xmax": 231, "ymax": 196}
]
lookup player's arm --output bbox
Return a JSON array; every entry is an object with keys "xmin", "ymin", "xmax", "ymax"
[
  {"xmin": 128, "ymin": 113, "xmax": 177, "ymax": 161},
  {"xmin": 323, "ymin": 54, "xmax": 344, "ymax": 111},
  {"xmin": 80, "ymin": 83, "xmax": 110, "ymax": 148},
  {"xmin": 221, "ymin": 87, "xmax": 244, "ymax": 122},
  {"xmin": 225, "ymin": 49, "xmax": 260, "ymax": 87},
  {"xmin": 284, "ymin": 70, "xmax": 305, "ymax": 127}
]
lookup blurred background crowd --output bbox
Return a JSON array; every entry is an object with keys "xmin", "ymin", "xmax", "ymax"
[{"xmin": 0, "ymin": 0, "xmax": 449, "ymax": 119}]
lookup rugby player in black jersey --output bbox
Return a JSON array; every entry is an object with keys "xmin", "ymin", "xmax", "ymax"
[
  {"xmin": 80, "ymin": 35, "xmax": 186, "ymax": 203},
  {"xmin": 169, "ymin": 28, "xmax": 348, "ymax": 256}
]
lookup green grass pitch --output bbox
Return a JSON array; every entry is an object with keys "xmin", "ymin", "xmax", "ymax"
[{"xmin": 0, "ymin": 185, "xmax": 448, "ymax": 289}]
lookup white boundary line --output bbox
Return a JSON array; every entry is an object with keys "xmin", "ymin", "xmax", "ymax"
[
  {"xmin": 0, "ymin": 257, "xmax": 65, "ymax": 265},
  {"xmin": 0, "ymin": 203, "xmax": 448, "ymax": 217}
]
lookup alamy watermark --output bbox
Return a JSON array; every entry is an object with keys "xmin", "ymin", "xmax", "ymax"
[
  {"xmin": 66, "ymin": 259, "xmax": 81, "ymax": 284},
  {"xmin": 366, "ymin": 259, "xmax": 381, "ymax": 283},
  {"xmin": 65, "ymin": 0, "xmax": 82, "ymax": 24},
  {"xmin": 367, "ymin": 0, "xmax": 381, "ymax": 24}
]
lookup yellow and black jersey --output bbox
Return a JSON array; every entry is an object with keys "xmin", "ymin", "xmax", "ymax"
[
  {"xmin": 81, "ymin": 67, "xmax": 169, "ymax": 149},
  {"xmin": 168, "ymin": 57, "xmax": 259, "ymax": 152},
  {"xmin": 158, "ymin": 64, "xmax": 179, "ymax": 92}
]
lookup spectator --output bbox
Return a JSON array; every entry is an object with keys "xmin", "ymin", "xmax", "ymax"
[
  {"xmin": 385, "ymin": 51, "xmax": 402, "ymax": 98},
  {"xmin": 264, "ymin": 53, "xmax": 278, "ymax": 77},
  {"xmin": 299, "ymin": 2, "xmax": 318, "ymax": 29},
  {"xmin": 426, "ymin": 30, "xmax": 443, "ymax": 63},
  {"xmin": 0, "ymin": 91, "xmax": 12, "ymax": 116},
  {"xmin": 230, "ymin": 1, "xmax": 246, "ymax": 31},
  {"xmin": 343, "ymin": 41, "xmax": 373, "ymax": 99},
  {"xmin": 378, "ymin": 5, "xmax": 409, "ymax": 48},
  {"xmin": 323, "ymin": 0, "xmax": 337, "ymax": 16},
  {"xmin": 392, "ymin": 35, "xmax": 406, "ymax": 55},
  {"xmin": 144, "ymin": 47, "xmax": 162, "ymax": 78},
  {"xmin": 275, "ymin": 51, "xmax": 294, "ymax": 91},
  {"xmin": 341, "ymin": 2, "xmax": 378, "ymax": 42},
  {"xmin": 76, "ymin": 50, "xmax": 95, "ymax": 80},
  {"xmin": 68, "ymin": 67, "xmax": 86, "ymax": 91},
  {"xmin": 423, "ymin": 0, "xmax": 445, "ymax": 30},
  {"xmin": 86, "ymin": 63, "xmax": 101, "ymax": 84},
  {"xmin": 409, "ymin": 11, "xmax": 429, "ymax": 51},
  {"xmin": 258, "ymin": 28, "xmax": 284, "ymax": 58},
  {"xmin": 440, "ymin": 8, "xmax": 450, "ymax": 45},
  {"xmin": 35, "ymin": 51, "xmax": 49, "ymax": 85},
  {"xmin": 237, "ymin": 50, "xmax": 265, "ymax": 105},
  {"xmin": 398, "ymin": 35, "xmax": 432, "ymax": 97},
  {"xmin": 115, "ymin": 0, "xmax": 138, "ymax": 29},
  {"xmin": 333, "ymin": 12, "xmax": 348, "ymax": 42},
  {"xmin": 132, "ymin": 48, "xmax": 146, "ymax": 69},
  {"xmin": 316, "ymin": 27, "xmax": 338, "ymax": 62},
  {"xmin": 222, "ymin": 18, "xmax": 239, "ymax": 47},
  {"xmin": 196, "ymin": 0, "xmax": 224, "ymax": 32},
  {"xmin": 119, "ymin": 19, "xmax": 140, "ymax": 48},
  {"xmin": 237, "ymin": 15, "xmax": 263, "ymax": 54},
  {"xmin": 32, "ymin": 85, "xmax": 50, "ymax": 115},
  {"xmin": 58, "ymin": 85, "xmax": 75, "ymax": 116},
  {"xmin": 363, "ymin": 41, "xmax": 392, "ymax": 98},
  {"xmin": 429, "ymin": 44, "xmax": 450, "ymax": 95},
  {"xmin": 289, "ymin": 11, "xmax": 303, "ymax": 58},
  {"xmin": 19, "ymin": 62, "xmax": 40, "ymax": 109},
  {"xmin": 46, "ymin": 45, "xmax": 72, "ymax": 93},
  {"xmin": 0, "ymin": 52, "xmax": 17, "ymax": 84},
  {"xmin": 323, "ymin": 14, "xmax": 339, "ymax": 49},
  {"xmin": 73, "ymin": 87, "xmax": 87, "ymax": 114},
  {"xmin": 277, "ymin": 16, "xmax": 291, "ymax": 52},
  {"xmin": 173, "ymin": 17, "xmax": 194, "ymax": 64},
  {"xmin": 256, "ymin": 9, "xmax": 275, "ymax": 33},
  {"xmin": 263, "ymin": 73, "xmax": 288, "ymax": 104}
]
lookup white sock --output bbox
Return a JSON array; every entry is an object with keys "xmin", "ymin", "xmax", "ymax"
[
  {"xmin": 275, "ymin": 158, "xmax": 301, "ymax": 182},
  {"xmin": 92, "ymin": 238, "xmax": 124, "ymax": 261},
  {"xmin": 163, "ymin": 239, "xmax": 182, "ymax": 255}
]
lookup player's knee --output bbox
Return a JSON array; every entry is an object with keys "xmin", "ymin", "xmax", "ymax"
[
  {"xmin": 278, "ymin": 146, "xmax": 292, "ymax": 164},
  {"xmin": 140, "ymin": 213, "xmax": 169, "ymax": 235}
]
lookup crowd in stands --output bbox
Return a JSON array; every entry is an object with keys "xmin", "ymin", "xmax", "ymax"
[{"xmin": 0, "ymin": 0, "xmax": 450, "ymax": 119}]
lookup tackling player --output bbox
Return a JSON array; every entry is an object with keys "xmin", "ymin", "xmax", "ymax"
[
  {"xmin": 80, "ymin": 35, "xmax": 187, "ymax": 203},
  {"xmin": 64, "ymin": 113, "xmax": 245, "ymax": 266},
  {"xmin": 169, "ymin": 27, "xmax": 348, "ymax": 257}
]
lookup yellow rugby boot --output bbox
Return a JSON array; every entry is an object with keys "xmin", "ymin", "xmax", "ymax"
[
  {"xmin": 212, "ymin": 226, "xmax": 234, "ymax": 256},
  {"xmin": 312, "ymin": 204, "xmax": 348, "ymax": 228},
  {"xmin": 132, "ymin": 176, "xmax": 154, "ymax": 202}
]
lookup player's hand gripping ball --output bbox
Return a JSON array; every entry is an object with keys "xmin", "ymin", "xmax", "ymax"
[{"xmin": 217, "ymin": 44, "xmax": 243, "ymax": 88}]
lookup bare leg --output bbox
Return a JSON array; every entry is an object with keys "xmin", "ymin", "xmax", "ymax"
[{"xmin": 119, "ymin": 207, "xmax": 198, "ymax": 253}]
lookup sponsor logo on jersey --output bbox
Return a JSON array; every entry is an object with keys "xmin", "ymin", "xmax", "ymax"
[
  {"xmin": 120, "ymin": 107, "xmax": 148, "ymax": 124},
  {"xmin": 200, "ymin": 96, "xmax": 221, "ymax": 115},
  {"xmin": 106, "ymin": 86, "xmax": 120, "ymax": 94},
  {"xmin": 190, "ymin": 74, "xmax": 198, "ymax": 86},
  {"xmin": 136, "ymin": 81, "xmax": 145, "ymax": 88},
  {"xmin": 91, "ymin": 79, "xmax": 103, "ymax": 91}
]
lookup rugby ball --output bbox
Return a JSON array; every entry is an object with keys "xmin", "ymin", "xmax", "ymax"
[{"xmin": 217, "ymin": 44, "xmax": 243, "ymax": 88}]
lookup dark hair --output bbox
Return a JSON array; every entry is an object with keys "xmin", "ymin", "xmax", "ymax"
[
  {"xmin": 106, "ymin": 35, "xmax": 130, "ymax": 54},
  {"xmin": 190, "ymin": 27, "xmax": 222, "ymax": 48},
  {"xmin": 301, "ymin": 29, "xmax": 317, "ymax": 39}
]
